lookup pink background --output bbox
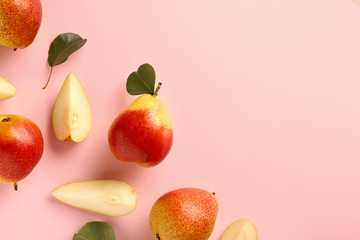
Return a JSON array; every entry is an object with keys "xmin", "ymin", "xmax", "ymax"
[{"xmin": 1, "ymin": 0, "xmax": 360, "ymax": 239}]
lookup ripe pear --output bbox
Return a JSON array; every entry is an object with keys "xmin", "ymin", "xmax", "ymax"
[
  {"xmin": 0, "ymin": 0, "xmax": 42, "ymax": 49},
  {"xmin": 0, "ymin": 114, "xmax": 44, "ymax": 190},
  {"xmin": 51, "ymin": 180, "xmax": 137, "ymax": 217},
  {"xmin": 108, "ymin": 85, "xmax": 173, "ymax": 167},
  {"xmin": 220, "ymin": 219, "xmax": 258, "ymax": 240},
  {"xmin": 52, "ymin": 73, "xmax": 92, "ymax": 142},
  {"xmin": 149, "ymin": 188, "xmax": 218, "ymax": 240},
  {"xmin": 0, "ymin": 77, "xmax": 16, "ymax": 101}
]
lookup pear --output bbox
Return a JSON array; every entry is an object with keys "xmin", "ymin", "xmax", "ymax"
[
  {"xmin": 52, "ymin": 73, "xmax": 92, "ymax": 142},
  {"xmin": 149, "ymin": 188, "xmax": 218, "ymax": 240},
  {"xmin": 0, "ymin": 115, "xmax": 44, "ymax": 190},
  {"xmin": 108, "ymin": 84, "xmax": 173, "ymax": 167},
  {"xmin": 0, "ymin": 77, "xmax": 16, "ymax": 101},
  {"xmin": 0, "ymin": 0, "xmax": 42, "ymax": 49},
  {"xmin": 220, "ymin": 219, "xmax": 258, "ymax": 240},
  {"xmin": 51, "ymin": 180, "xmax": 137, "ymax": 217}
]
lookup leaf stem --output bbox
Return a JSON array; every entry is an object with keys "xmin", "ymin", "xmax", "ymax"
[
  {"xmin": 153, "ymin": 82, "xmax": 162, "ymax": 97},
  {"xmin": 43, "ymin": 67, "xmax": 53, "ymax": 89}
]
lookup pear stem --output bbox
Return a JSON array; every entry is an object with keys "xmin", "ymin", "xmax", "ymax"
[
  {"xmin": 13, "ymin": 48, "xmax": 17, "ymax": 51},
  {"xmin": 156, "ymin": 233, "xmax": 160, "ymax": 240},
  {"xmin": 153, "ymin": 82, "xmax": 162, "ymax": 97},
  {"xmin": 14, "ymin": 182, "xmax": 18, "ymax": 191},
  {"xmin": 43, "ymin": 67, "xmax": 53, "ymax": 89}
]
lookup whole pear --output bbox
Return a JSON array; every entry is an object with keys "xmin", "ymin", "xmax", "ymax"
[
  {"xmin": 108, "ymin": 85, "xmax": 173, "ymax": 167},
  {"xmin": 0, "ymin": 115, "xmax": 44, "ymax": 190},
  {"xmin": 0, "ymin": 0, "xmax": 42, "ymax": 49},
  {"xmin": 149, "ymin": 188, "xmax": 218, "ymax": 240}
]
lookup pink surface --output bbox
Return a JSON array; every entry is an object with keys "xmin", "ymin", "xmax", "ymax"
[{"xmin": 1, "ymin": 0, "xmax": 360, "ymax": 239}]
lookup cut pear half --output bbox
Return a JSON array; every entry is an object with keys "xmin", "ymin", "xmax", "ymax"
[
  {"xmin": 220, "ymin": 218, "xmax": 258, "ymax": 240},
  {"xmin": 52, "ymin": 73, "xmax": 92, "ymax": 142},
  {"xmin": 0, "ymin": 77, "xmax": 16, "ymax": 101},
  {"xmin": 51, "ymin": 180, "xmax": 137, "ymax": 217}
]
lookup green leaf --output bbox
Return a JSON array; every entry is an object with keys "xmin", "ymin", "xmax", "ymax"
[
  {"xmin": 126, "ymin": 63, "xmax": 156, "ymax": 95},
  {"xmin": 48, "ymin": 33, "xmax": 87, "ymax": 67},
  {"xmin": 73, "ymin": 222, "xmax": 116, "ymax": 240},
  {"xmin": 43, "ymin": 33, "xmax": 87, "ymax": 89}
]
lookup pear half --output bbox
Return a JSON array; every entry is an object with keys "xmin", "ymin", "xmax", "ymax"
[
  {"xmin": 0, "ymin": 77, "xmax": 16, "ymax": 101},
  {"xmin": 52, "ymin": 73, "xmax": 92, "ymax": 142},
  {"xmin": 220, "ymin": 218, "xmax": 258, "ymax": 240},
  {"xmin": 51, "ymin": 180, "xmax": 137, "ymax": 217}
]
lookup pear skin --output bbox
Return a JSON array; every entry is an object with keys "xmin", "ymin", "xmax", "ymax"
[
  {"xmin": 108, "ymin": 94, "xmax": 173, "ymax": 167},
  {"xmin": 0, "ymin": 0, "xmax": 42, "ymax": 49},
  {"xmin": 149, "ymin": 188, "xmax": 218, "ymax": 240},
  {"xmin": 52, "ymin": 73, "xmax": 92, "ymax": 142}
]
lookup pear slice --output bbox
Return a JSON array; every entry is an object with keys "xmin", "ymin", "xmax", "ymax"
[
  {"xmin": 51, "ymin": 180, "xmax": 137, "ymax": 217},
  {"xmin": 220, "ymin": 218, "xmax": 258, "ymax": 240},
  {"xmin": 52, "ymin": 73, "xmax": 92, "ymax": 142},
  {"xmin": 0, "ymin": 77, "xmax": 16, "ymax": 101}
]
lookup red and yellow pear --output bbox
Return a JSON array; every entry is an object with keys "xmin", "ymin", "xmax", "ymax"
[
  {"xmin": 108, "ymin": 64, "xmax": 173, "ymax": 167},
  {"xmin": 149, "ymin": 188, "xmax": 219, "ymax": 240},
  {"xmin": 0, "ymin": 115, "xmax": 44, "ymax": 190},
  {"xmin": 0, "ymin": 0, "xmax": 42, "ymax": 49}
]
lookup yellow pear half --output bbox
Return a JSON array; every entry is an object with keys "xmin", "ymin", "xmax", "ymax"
[
  {"xmin": 51, "ymin": 180, "xmax": 137, "ymax": 216},
  {"xmin": 0, "ymin": 77, "xmax": 16, "ymax": 101},
  {"xmin": 220, "ymin": 218, "xmax": 258, "ymax": 240},
  {"xmin": 52, "ymin": 73, "xmax": 92, "ymax": 142}
]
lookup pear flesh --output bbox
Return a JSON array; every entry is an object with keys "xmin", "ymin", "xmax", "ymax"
[
  {"xmin": 0, "ymin": 77, "xmax": 16, "ymax": 101},
  {"xmin": 52, "ymin": 73, "xmax": 92, "ymax": 142},
  {"xmin": 220, "ymin": 219, "xmax": 258, "ymax": 240},
  {"xmin": 51, "ymin": 180, "xmax": 137, "ymax": 217}
]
